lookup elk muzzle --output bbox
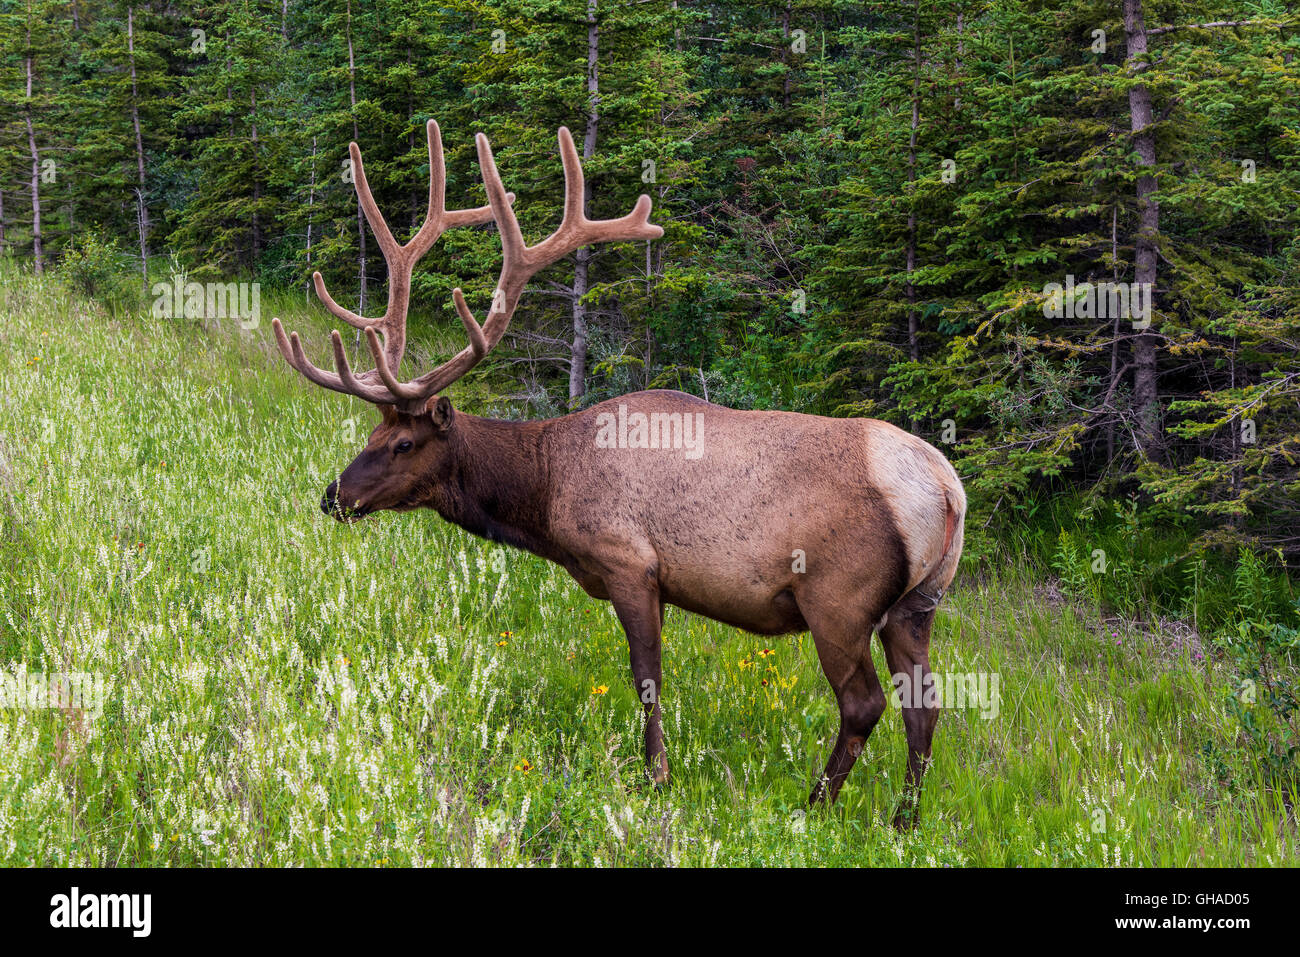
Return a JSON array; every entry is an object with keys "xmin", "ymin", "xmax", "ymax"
[
  {"xmin": 321, "ymin": 480, "xmax": 370, "ymax": 521},
  {"xmin": 320, "ymin": 481, "xmax": 339, "ymax": 516}
]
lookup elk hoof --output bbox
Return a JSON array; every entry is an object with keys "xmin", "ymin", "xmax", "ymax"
[
  {"xmin": 648, "ymin": 754, "xmax": 670, "ymax": 788},
  {"xmin": 891, "ymin": 804, "xmax": 920, "ymax": 831}
]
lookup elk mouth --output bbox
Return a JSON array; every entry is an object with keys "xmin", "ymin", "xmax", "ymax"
[
  {"xmin": 321, "ymin": 483, "xmax": 372, "ymax": 522},
  {"xmin": 323, "ymin": 501, "xmax": 371, "ymax": 522},
  {"xmin": 321, "ymin": 498, "xmax": 371, "ymax": 522}
]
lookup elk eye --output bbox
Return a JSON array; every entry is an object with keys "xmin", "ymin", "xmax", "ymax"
[{"xmin": 395, "ymin": 440, "xmax": 414, "ymax": 454}]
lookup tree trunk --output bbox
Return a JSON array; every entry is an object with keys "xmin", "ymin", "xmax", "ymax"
[
  {"xmin": 306, "ymin": 135, "xmax": 317, "ymax": 286},
  {"xmin": 250, "ymin": 88, "xmax": 262, "ymax": 262},
  {"xmin": 1229, "ymin": 334, "xmax": 1243, "ymax": 530},
  {"xmin": 1107, "ymin": 204, "xmax": 1120, "ymax": 463},
  {"xmin": 128, "ymin": 7, "xmax": 149, "ymax": 284},
  {"xmin": 905, "ymin": 0, "xmax": 920, "ymax": 362},
  {"xmin": 569, "ymin": 0, "xmax": 599, "ymax": 405},
  {"xmin": 347, "ymin": 0, "xmax": 366, "ymax": 315},
  {"xmin": 25, "ymin": 43, "xmax": 42, "ymax": 274},
  {"xmin": 408, "ymin": 51, "xmax": 418, "ymax": 233},
  {"xmin": 1122, "ymin": 0, "xmax": 1163, "ymax": 462},
  {"xmin": 954, "ymin": 11, "xmax": 964, "ymax": 112},
  {"xmin": 781, "ymin": 4, "xmax": 792, "ymax": 110}
]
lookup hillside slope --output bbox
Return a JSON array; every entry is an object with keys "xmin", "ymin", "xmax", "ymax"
[{"xmin": 0, "ymin": 266, "xmax": 1292, "ymax": 866}]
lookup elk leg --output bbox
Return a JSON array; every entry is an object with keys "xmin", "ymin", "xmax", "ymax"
[
  {"xmin": 606, "ymin": 579, "xmax": 669, "ymax": 786},
  {"xmin": 878, "ymin": 591, "xmax": 940, "ymax": 829},
  {"xmin": 804, "ymin": 608, "xmax": 888, "ymax": 807}
]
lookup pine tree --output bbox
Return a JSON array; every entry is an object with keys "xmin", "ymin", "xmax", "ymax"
[
  {"xmin": 68, "ymin": 1, "xmax": 178, "ymax": 281},
  {"xmin": 169, "ymin": 0, "xmax": 288, "ymax": 276}
]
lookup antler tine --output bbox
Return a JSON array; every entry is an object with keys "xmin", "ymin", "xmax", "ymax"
[
  {"xmin": 419, "ymin": 120, "xmax": 513, "ymax": 239},
  {"xmin": 272, "ymin": 317, "xmax": 395, "ymax": 402},
  {"xmin": 307, "ymin": 134, "xmax": 406, "ymax": 341},
  {"xmin": 364, "ymin": 327, "xmax": 427, "ymax": 401},
  {"xmin": 529, "ymin": 126, "xmax": 663, "ymax": 274},
  {"xmin": 557, "ymin": 126, "xmax": 586, "ymax": 232},
  {"xmin": 311, "ymin": 271, "xmax": 372, "ymax": 330},
  {"xmin": 348, "ymin": 140, "xmax": 401, "ymax": 261},
  {"xmin": 451, "ymin": 288, "xmax": 489, "ymax": 356},
  {"xmin": 272, "ymin": 317, "xmax": 335, "ymax": 388},
  {"xmin": 328, "ymin": 330, "xmax": 398, "ymax": 403},
  {"xmin": 476, "ymin": 131, "xmax": 527, "ymax": 286},
  {"xmin": 405, "ymin": 120, "xmax": 450, "ymax": 261}
]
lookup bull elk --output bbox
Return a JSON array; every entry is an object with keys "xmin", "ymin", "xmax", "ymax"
[{"xmin": 272, "ymin": 120, "xmax": 966, "ymax": 827}]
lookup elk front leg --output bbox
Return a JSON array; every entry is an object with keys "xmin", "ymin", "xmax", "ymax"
[
  {"xmin": 606, "ymin": 577, "xmax": 668, "ymax": 786},
  {"xmin": 807, "ymin": 640, "xmax": 887, "ymax": 806}
]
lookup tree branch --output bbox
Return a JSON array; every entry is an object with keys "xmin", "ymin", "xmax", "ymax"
[{"xmin": 1149, "ymin": 20, "xmax": 1262, "ymax": 36}]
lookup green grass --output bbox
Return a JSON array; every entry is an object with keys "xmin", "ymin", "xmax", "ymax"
[{"xmin": 0, "ymin": 260, "xmax": 1294, "ymax": 866}]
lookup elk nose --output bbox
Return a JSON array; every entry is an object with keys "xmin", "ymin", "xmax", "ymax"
[{"xmin": 321, "ymin": 481, "xmax": 339, "ymax": 515}]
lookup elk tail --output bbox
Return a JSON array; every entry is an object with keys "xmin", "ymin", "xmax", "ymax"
[{"xmin": 931, "ymin": 485, "xmax": 965, "ymax": 598}]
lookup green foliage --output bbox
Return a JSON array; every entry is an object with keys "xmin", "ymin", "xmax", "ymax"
[
  {"xmin": 7, "ymin": 3, "xmax": 1296, "ymax": 564},
  {"xmin": 3, "ymin": 0, "xmax": 1300, "ymax": 863},
  {"xmin": 55, "ymin": 230, "xmax": 139, "ymax": 312},
  {"xmin": 1206, "ymin": 550, "xmax": 1300, "ymax": 796}
]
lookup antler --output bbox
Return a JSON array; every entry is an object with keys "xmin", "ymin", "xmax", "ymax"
[
  {"xmin": 271, "ymin": 119, "xmax": 512, "ymax": 408},
  {"xmin": 273, "ymin": 122, "xmax": 663, "ymax": 412},
  {"xmin": 401, "ymin": 127, "xmax": 664, "ymax": 400}
]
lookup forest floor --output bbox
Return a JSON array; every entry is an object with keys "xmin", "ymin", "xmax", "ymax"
[{"xmin": 0, "ymin": 265, "xmax": 1294, "ymax": 866}]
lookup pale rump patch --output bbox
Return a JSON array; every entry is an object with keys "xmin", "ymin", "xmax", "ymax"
[{"xmin": 864, "ymin": 421, "xmax": 965, "ymax": 597}]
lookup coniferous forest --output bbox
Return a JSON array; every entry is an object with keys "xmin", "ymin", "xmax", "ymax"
[
  {"xmin": 4, "ymin": 0, "xmax": 1297, "ymax": 554},
  {"xmin": 2, "ymin": 1, "xmax": 1300, "ymax": 553},
  {"xmin": 1, "ymin": 0, "xmax": 1299, "ymax": 872}
]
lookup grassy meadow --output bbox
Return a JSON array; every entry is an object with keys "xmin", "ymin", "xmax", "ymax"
[{"xmin": 0, "ymin": 261, "xmax": 1294, "ymax": 867}]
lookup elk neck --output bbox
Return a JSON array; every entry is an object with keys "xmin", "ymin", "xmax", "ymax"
[{"xmin": 425, "ymin": 413, "xmax": 561, "ymax": 562}]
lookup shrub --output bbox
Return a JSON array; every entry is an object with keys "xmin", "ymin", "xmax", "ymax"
[{"xmin": 58, "ymin": 232, "xmax": 139, "ymax": 312}]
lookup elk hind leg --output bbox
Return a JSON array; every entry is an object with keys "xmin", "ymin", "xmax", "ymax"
[{"xmin": 878, "ymin": 588, "xmax": 941, "ymax": 829}]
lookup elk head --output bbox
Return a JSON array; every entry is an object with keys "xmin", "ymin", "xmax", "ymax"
[{"xmin": 271, "ymin": 120, "xmax": 662, "ymax": 520}]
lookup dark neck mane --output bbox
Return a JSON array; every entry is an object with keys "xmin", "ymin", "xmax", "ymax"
[{"xmin": 426, "ymin": 414, "xmax": 563, "ymax": 564}]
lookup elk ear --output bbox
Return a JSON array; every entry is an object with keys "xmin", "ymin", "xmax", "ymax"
[
  {"xmin": 379, "ymin": 404, "xmax": 398, "ymax": 425},
  {"xmin": 429, "ymin": 395, "xmax": 455, "ymax": 432}
]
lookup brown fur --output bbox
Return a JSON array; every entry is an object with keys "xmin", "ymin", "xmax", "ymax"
[{"xmin": 323, "ymin": 388, "xmax": 966, "ymax": 826}]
